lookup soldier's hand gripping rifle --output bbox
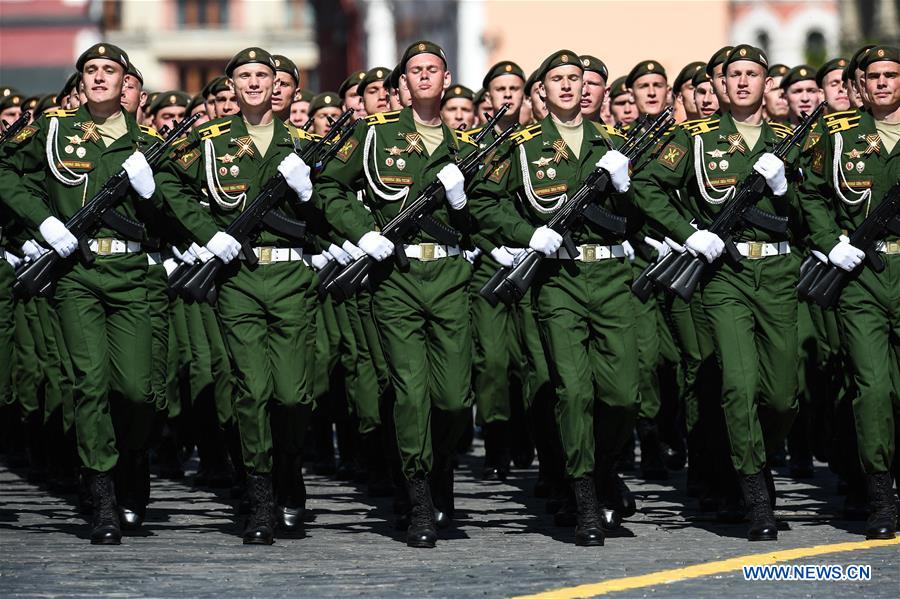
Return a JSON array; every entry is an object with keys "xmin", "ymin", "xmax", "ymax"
[
  {"xmin": 14, "ymin": 112, "xmax": 201, "ymax": 299},
  {"xmin": 178, "ymin": 108, "xmax": 355, "ymax": 304},
  {"xmin": 0, "ymin": 110, "xmax": 32, "ymax": 146},
  {"xmin": 325, "ymin": 106, "xmax": 516, "ymax": 302},
  {"xmin": 797, "ymin": 181, "xmax": 900, "ymax": 307},
  {"xmin": 649, "ymin": 102, "xmax": 825, "ymax": 303},
  {"xmin": 480, "ymin": 106, "xmax": 675, "ymax": 307}
]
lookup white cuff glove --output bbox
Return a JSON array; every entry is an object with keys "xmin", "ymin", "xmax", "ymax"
[
  {"xmin": 664, "ymin": 236, "xmax": 685, "ymax": 254},
  {"xmin": 596, "ymin": 150, "xmax": 631, "ymax": 193},
  {"xmin": 752, "ymin": 152, "xmax": 788, "ymax": 197},
  {"xmin": 463, "ymin": 248, "xmax": 481, "ymax": 264},
  {"xmin": 643, "ymin": 237, "xmax": 671, "ymax": 261},
  {"xmin": 341, "ymin": 240, "xmax": 366, "ymax": 260},
  {"xmin": 437, "ymin": 163, "xmax": 467, "ymax": 210},
  {"xmin": 828, "ymin": 240, "xmax": 864, "ymax": 272},
  {"xmin": 310, "ymin": 253, "xmax": 331, "ymax": 270},
  {"xmin": 529, "ymin": 226, "xmax": 563, "ymax": 256},
  {"xmin": 622, "ymin": 240, "xmax": 636, "ymax": 262},
  {"xmin": 357, "ymin": 231, "xmax": 394, "ymax": 262},
  {"xmin": 122, "ymin": 151, "xmax": 156, "ymax": 199},
  {"xmin": 188, "ymin": 242, "xmax": 213, "ymax": 263},
  {"xmin": 327, "ymin": 243, "xmax": 352, "ymax": 266},
  {"xmin": 685, "ymin": 229, "xmax": 725, "ymax": 262},
  {"xmin": 490, "ymin": 246, "xmax": 518, "ymax": 267},
  {"xmin": 39, "ymin": 216, "xmax": 78, "ymax": 258},
  {"xmin": 205, "ymin": 231, "xmax": 241, "ymax": 264},
  {"xmin": 5, "ymin": 252, "xmax": 22, "ymax": 269},
  {"xmin": 811, "ymin": 250, "xmax": 828, "ymax": 264},
  {"xmin": 162, "ymin": 258, "xmax": 178, "ymax": 277},
  {"xmin": 277, "ymin": 153, "xmax": 313, "ymax": 203},
  {"xmin": 21, "ymin": 239, "xmax": 48, "ymax": 262}
]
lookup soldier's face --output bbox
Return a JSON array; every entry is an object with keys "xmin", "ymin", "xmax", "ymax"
[
  {"xmin": 610, "ymin": 92, "xmax": 637, "ymax": 124},
  {"xmin": 0, "ymin": 107, "xmax": 21, "ymax": 130},
  {"xmin": 289, "ymin": 100, "xmax": 310, "ymax": 127},
  {"xmin": 543, "ymin": 65, "xmax": 583, "ymax": 115},
  {"xmin": 530, "ymin": 85, "xmax": 548, "ymax": 120},
  {"xmin": 580, "ymin": 71, "xmax": 606, "ymax": 117},
  {"xmin": 120, "ymin": 74, "xmax": 143, "ymax": 114},
  {"xmin": 190, "ymin": 103, "xmax": 209, "ymax": 127},
  {"xmin": 865, "ymin": 62, "xmax": 900, "ymax": 110},
  {"xmin": 82, "ymin": 58, "xmax": 125, "ymax": 106},
  {"xmin": 311, "ymin": 106, "xmax": 343, "ymax": 136},
  {"xmin": 440, "ymin": 98, "xmax": 475, "ymax": 130},
  {"xmin": 205, "ymin": 94, "xmax": 218, "ymax": 119},
  {"xmin": 272, "ymin": 72, "xmax": 297, "ymax": 114},
  {"xmin": 678, "ymin": 82, "xmax": 698, "ymax": 116},
  {"xmin": 362, "ymin": 81, "xmax": 389, "ymax": 115},
  {"xmin": 763, "ymin": 78, "xmax": 788, "ymax": 118},
  {"xmin": 231, "ymin": 64, "xmax": 274, "ymax": 112},
  {"xmin": 712, "ymin": 63, "xmax": 730, "ymax": 109},
  {"xmin": 693, "ymin": 81, "xmax": 719, "ymax": 117},
  {"xmin": 821, "ymin": 70, "xmax": 850, "ymax": 113},
  {"xmin": 153, "ymin": 105, "xmax": 186, "ymax": 132},
  {"xmin": 403, "ymin": 54, "xmax": 450, "ymax": 104},
  {"xmin": 725, "ymin": 61, "xmax": 769, "ymax": 109},
  {"xmin": 785, "ymin": 80, "xmax": 819, "ymax": 119},
  {"xmin": 630, "ymin": 73, "xmax": 668, "ymax": 116},
  {"xmin": 477, "ymin": 98, "xmax": 492, "ymax": 124},
  {"xmin": 215, "ymin": 89, "xmax": 238, "ymax": 116},
  {"xmin": 488, "ymin": 74, "xmax": 525, "ymax": 119},
  {"xmin": 342, "ymin": 88, "xmax": 366, "ymax": 119}
]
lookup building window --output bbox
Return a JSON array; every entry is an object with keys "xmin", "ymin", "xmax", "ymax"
[
  {"xmin": 805, "ymin": 30, "xmax": 827, "ymax": 67},
  {"xmin": 176, "ymin": 0, "xmax": 229, "ymax": 28},
  {"xmin": 175, "ymin": 63, "xmax": 221, "ymax": 94}
]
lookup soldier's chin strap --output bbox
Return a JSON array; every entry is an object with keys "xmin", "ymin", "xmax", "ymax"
[
  {"xmin": 693, "ymin": 135, "xmax": 735, "ymax": 206},
  {"xmin": 831, "ymin": 131, "xmax": 871, "ymax": 208},
  {"xmin": 204, "ymin": 138, "xmax": 245, "ymax": 210}
]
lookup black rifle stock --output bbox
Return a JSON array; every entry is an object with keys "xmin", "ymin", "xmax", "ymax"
[{"xmin": 14, "ymin": 112, "xmax": 201, "ymax": 298}]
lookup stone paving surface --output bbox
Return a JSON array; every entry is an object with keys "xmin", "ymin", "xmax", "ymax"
[{"xmin": 0, "ymin": 446, "xmax": 897, "ymax": 598}]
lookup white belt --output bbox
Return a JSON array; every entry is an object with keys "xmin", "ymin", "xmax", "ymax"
[
  {"xmin": 402, "ymin": 243, "xmax": 461, "ymax": 261},
  {"xmin": 553, "ymin": 244, "xmax": 626, "ymax": 262},
  {"xmin": 875, "ymin": 240, "xmax": 900, "ymax": 255},
  {"xmin": 88, "ymin": 238, "xmax": 142, "ymax": 256},
  {"xmin": 735, "ymin": 241, "xmax": 791, "ymax": 260},
  {"xmin": 251, "ymin": 246, "xmax": 305, "ymax": 265}
]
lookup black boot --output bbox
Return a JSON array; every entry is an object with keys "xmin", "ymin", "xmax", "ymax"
[
  {"xmin": 274, "ymin": 453, "xmax": 306, "ymax": 536},
  {"xmin": 431, "ymin": 454, "xmax": 455, "ymax": 529},
  {"xmin": 406, "ymin": 474, "xmax": 437, "ymax": 548},
  {"xmin": 739, "ymin": 472, "xmax": 778, "ymax": 541},
  {"xmin": 115, "ymin": 450, "xmax": 149, "ymax": 531},
  {"xmin": 636, "ymin": 418, "xmax": 668, "ymax": 480},
  {"xmin": 482, "ymin": 421, "xmax": 510, "ymax": 481},
  {"xmin": 362, "ymin": 429, "xmax": 392, "ymax": 497},
  {"xmin": 571, "ymin": 476, "xmax": 604, "ymax": 546},
  {"xmin": 88, "ymin": 472, "xmax": 122, "ymax": 545},
  {"xmin": 243, "ymin": 474, "xmax": 275, "ymax": 545},
  {"xmin": 865, "ymin": 472, "xmax": 897, "ymax": 540}
]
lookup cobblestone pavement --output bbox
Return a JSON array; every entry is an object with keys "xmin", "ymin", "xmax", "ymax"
[{"xmin": 0, "ymin": 446, "xmax": 897, "ymax": 598}]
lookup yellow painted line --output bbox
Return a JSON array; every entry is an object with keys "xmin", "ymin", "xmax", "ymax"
[{"xmin": 512, "ymin": 537, "xmax": 900, "ymax": 599}]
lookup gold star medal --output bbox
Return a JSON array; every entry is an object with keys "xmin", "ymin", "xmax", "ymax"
[
  {"xmin": 218, "ymin": 153, "xmax": 236, "ymax": 164},
  {"xmin": 386, "ymin": 145, "xmax": 402, "ymax": 156},
  {"xmin": 844, "ymin": 148, "xmax": 862, "ymax": 159},
  {"xmin": 706, "ymin": 148, "xmax": 726, "ymax": 159},
  {"xmin": 67, "ymin": 134, "xmax": 84, "ymax": 145},
  {"xmin": 551, "ymin": 139, "xmax": 570, "ymax": 164},
  {"xmin": 532, "ymin": 156, "xmax": 552, "ymax": 168}
]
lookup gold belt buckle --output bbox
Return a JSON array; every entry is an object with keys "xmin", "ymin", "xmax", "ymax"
[
  {"xmin": 747, "ymin": 241, "xmax": 764, "ymax": 260},
  {"xmin": 96, "ymin": 237, "xmax": 113, "ymax": 256},
  {"xmin": 420, "ymin": 243, "xmax": 436, "ymax": 261},
  {"xmin": 258, "ymin": 246, "xmax": 274, "ymax": 265},
  {"xmin": 886, "ymin": 240, "xmax": 900, "ymax": 255},
  {"xmin": 582, "ymin": 244, "xmax": 597, "ymax": 262}
]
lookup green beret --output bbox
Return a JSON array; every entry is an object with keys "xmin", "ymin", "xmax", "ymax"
[
  {"xmin": 579, "ymin": 55, "xmax": 608, "ymax": 81},
  {"xmin": 473, "ymin": 88, "xmax": 487, "ymax": 106},
  {"xmin": 0, "ymin": 86, "xmax": 20, "ymax": 100},
  {"xmin": 56, "ymin": 71, "xmax": 81, "ymax": 105},
  {"xmin": 780, "ymin": 65, "xmax": 817, "ymax": 90},
  {"xmin": 846, "ymin": 45, "xmax": 877, "ymax": 80},
  {"xmin": 767, "ymin": 64, "xmax": 789, "ymax": 78},
  {"xmin": 293, "ymin": 88, "xmax": 315, "ymax": 103},
  {"xmin": 722, "ymin": 44, "xmax": 768, "ymax": 72},
  {"xmin": 0, "ymin": 92, "xmax": 24, "ymax": 112},
  {"xmin": 441, "ymin": 84, "xmax": 474, "ymax": 107},
  {"xmin": 388, "ymin": 64, "xmax": 402, "ymax": 90},
  {"xmin": 187, "ymin": 94, "xmax": 206, "ymax": 113},
  {"xmin": 76, "ymin": 43, "xmax": 129, "ymax": 72},
  {"xmin": 209, "ymin": 77, "xmax": 231, "ymax": 95},
  {"xmin": 202, "ymin": 76, "xmax": 227, "ymax": 97},
  {"xmin": 35, "ymin": 94, "xmax": 57, "ymax": 115},
  {"xmin": 399, "ymin": 40, "xmax": 447, "ymax": 73},
  {"xmin": 691, "ymin": 69, "xmax": 711, "ymax": 87},
  {"xmin": 225, "ymin": 47, "xmax": 276, "ymax": 78},
  {"xmin": 482, "ymin": 61, "xmax": 526, "ymax": 89},
  {"xmin": 816, "ymin": 58, "xmax": 848, "ymax": 87},
  {"xmin": 536, "ymin": 50, "xmax": 582, "ymax": 81},
  {"xmin": 608, "ymin": 76, "xmax": 630, "ymax": 99},
  {"xmin": 674, "ymin": 61, "xmax": 706, "ymax": 93},
  {"xmin": 356, "ymin": 66, "xmax": 390, "ymax": 96},
  {"xmin": 339, "ymin": 70, "xmax": 366, "ymax": 98},
  {"xmin": 859, "ymin": 45, "xmax": 900, "ymax": 69},
  {"xmin": 148, "ymin": 90, "xmax": 190, "ymax": 115},
  {"xmin": 125, "ymin": 62, "xmax": 143, "ymax": 85},
  {"xmin": 524, "ymin": 70, "xmax": 539, "ymax": 96},
  {"xmin": 706, "ymin": 46, "xmax": 733, "ymax": 76},
  {"xmin": 272, "ymin": 55, "xmax": 300, "ymax": 84},
  {"xmin": 308, "ymin": 91, "xmax": 341, "ymax": 116},
  {"xmin": 626, "ymin": 60, "xmax": 667, "ymax": 87},
  {"xmin": 23, "ymin": 96, "xmax": 39, "ymax": 111}
]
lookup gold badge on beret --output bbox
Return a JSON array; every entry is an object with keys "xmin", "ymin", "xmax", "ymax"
[
  {"xmin": 647, "ymin": 62, "xmax": 655, "ymax": 70},
  {"xmin": 418, "ymin": 43, "xmax": 426, "ymax": 52},
  {"xmin": 561, "ymin": 54, "xmax": 569, "ymax": 63},
  {"xmin": 249, "ymin": 50, "xmax": 257, "ymax": 59},
  {"xmin": 739, "ymin": 48, "xmax": 747, "ymax": 57},
  {"xmin": 98, "ymin": 46, "xmax": 106, "ymax": 55},
  {"xmin": 505, "ymin": 64, "xmax": 512, "ymax": 72}
]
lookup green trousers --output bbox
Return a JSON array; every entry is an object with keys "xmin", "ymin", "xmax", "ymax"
[
  {"xmin": 663, "ymin": 293, "xmax": 707, "ymax": 433},
  {"xmin": 216, "ymin": 261, "xmax": 317, "ymax": 474},
  {"xmin": 533, "ymin": 258, "xmax": 640, "ymax": 479},
  {"xmin": 0, "ymin": 263, "xmax": 14, "ymax": 407},
  {"xmin": 701, "ymin": 254, "xmax": 800, "ymax": 476},
  {"xmin": 370, "ymin": 257, "xmax": 473, "ymax": 478},
  {"xmin": 54, "ymin": 254, "xmax": 156, "ymax": 473},
  {"xmin": 344, "ymin": 293, "xmax": 384, "ymax": 434},
  {"xmin": 838, "ymin": 254, "xmax": 900, "ymax": 475},
  {"xmin": 631, "ymin": 259, "xmax": 662, "ymax": 421},
  {"xmin": 146, "ymin": 264, "xmax": 174, "ymax": 415}
]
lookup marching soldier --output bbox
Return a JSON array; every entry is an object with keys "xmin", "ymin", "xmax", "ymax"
[
  {"xmin": 692, "ymin": 69, "xmax": 720, "ymax": 118},
  {"xmin": 440, "ymin": 84, "xmax": 476, "ymax": 130},
  {"xmin": 271, "ymin": 55, "xmax": 300, "ymax": 123},
  {"xmin": 627, "ymin": 60, "xmax": 670, "ymax": 117},
  {"xmin": 289, "ymin": 87, "xmax": 314, "ymax": 128},
  {"xmin": 579, "ymin": 55, "xmax": 608, "ymax": 122},
  {"xmin": 339, "ymin": 70, "xmax": 367, "ymax": 119},
  {"xmin": 608, "ymin": 77, "xmax": 637, "ymax": 128},
  {"xmin": 674, "ymin": 62, "xmax": 707, "ymax": 122},
  {"xmin": 818, "ymin": 58, "xmax": 851, "ymax": 114},
  {"xmin": 358, "ymin": 67, "xmax": 391, "ymax": 115}
]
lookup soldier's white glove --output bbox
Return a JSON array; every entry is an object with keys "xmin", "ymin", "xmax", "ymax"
[
  {"xmin": 622, "ymin": 240, "xmax": 636, "ymax": 262},
  {"xmin": 490, "ymin": 246, "xmax": 518, "ymax": 267},
  {"xmin": 277, "ymin": 154, "xmax": 313, "ymax": 202},
  {"xmin": 644, "ymin": 237, "xmax": 671, "ymax": 261},
  {"xmin": 357, "ymin": 231, "xmax": 394, "ymax": 262},
  {"xmin": 341, "ymin": 240, "xmax": 366, "ymax": 260},
  {"xmin": 464, "ymin": 248, "xmax": 481, "ymax": 264},
  {"xmin": 327, "ymin": 243, "xmax": 352, "ymax": 266},
  {"xmin": 596, "ymin": 150, "xmax": 631, "ymax": 193},
  {"xmin": 4, "ymin": 252, "xmax": 22, "ymax": 269},
  {"xmin": 310, "ymin": 253, "xmax": 331, "ymax": 270},
  {"xmin": 664, "ymin": 236, "xmax": 685, "ymax": 253},
  {"xmin": 38, "ymin": 216, "xmax": 78, "ymax": 258},
  {"xmin": 685, "ymin": 229, "xmax": 725, "ymax": 262},
  {"xmin": 21, "ymin": 239, "xmax": 48, "ymax": 262},
  {"xmin": 811, "ymin": 250, "xmax": 828, "ymax": 264},
  {"xmin": 529, "ymin": 226, "xmax": 563, "ymax": 256},
  {"xmin": 437, "ymin": 164, "xmax": 467, "ymax": 210},
  {"xmin": 752, "ymin": 153, "xmax": 788, "ymax": 197},
  {"xmin": 205, "ymin": 231, "xmax": 241, "ymax": 264},
  {"xmin": 122, "ymin": 151, "xmax": 156, "ymax": 199},
  {"xmin": 162, "ymin": 258, "xmax": 178, "ymax": 277},
  {"xmin": 828, "ymin": 240, "xmax": 864, "ymax": 271}
]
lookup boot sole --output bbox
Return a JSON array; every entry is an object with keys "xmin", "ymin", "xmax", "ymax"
[
  {"xmin": 406, "ymin": 540, "xmax": 436, "ymax": 548},
  {"xmin": 243, "ymin": 538, "xmax": 274, "ymax": 545},
  {"xmin": 865, "ymin": 530, "xmax": 896, "ymax": 540},
  {"xmin": 90, "ymin": 537, "xmax": 121, "ymax": 545}
]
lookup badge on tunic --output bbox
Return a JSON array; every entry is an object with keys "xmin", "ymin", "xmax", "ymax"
[
  {"xmin": 386, "ymin": 145, "xmax": 402, "ymax": 156},
  {"xmin": 402, "ymin": 133, "xmax": 424, "ymax": 155},
  {"xmin": 535, "ymin": 170, "xmax": 545, "ymax": 180},
  {"xmin": 219, "ymin": 166, "xmax": 228, "ymax": 176},
  {"xmin": 718, "ymin": 159, "xmax": 729, "ymax": 170},
  {"xmin": 218, "ymin": 153, "xmax": 235, "ymax": 164},
  {"xmin": 65, "ymin": 145, "xmax": 74, "ymax": 154},
  {"xmin": 67, "ymin": 135, "xmax": 84, "ymax": 146},
  {"xmin": 706, "ymin": 148, "xmax": 726, "ymax": 159},
  {"xmin": 726, "ymin": 134, "xmax": 747, "ymax": 155},
  {"xmin": 551, "ymin": 140, "xmax": 570, "ymax": 164},
  {"xmin": 77, "ymin": 122, "xmax": 101, "ymax": 143},
  {"xmin": 232, "ymin": 136, "xmax": 255, "ymax": 159},
  {"xmin": 230, "ymin": 165, "xmax": 240, "ymax": 177},
  {"xmin": 76, "ymin": 147, "xmax": 87, "ymax": 158},
  {"xmin": 845, "ymin": 161, "xmax": 854, "ymax": 171},
  {"xmin": 385, "ymin": 157, "xmax": 394, "ymax": 167},
  {"xmin": 708, "ymin": 161, "xmax": 717, "ymax": 171},
  {"xmin": 861, "ymin": 134, "xmax": 881, "ymax": 155},
  {"xmin": 546, "ymin": 167, "xmax": 557, "ymax": 180},
  {"xmin": 856, "ymin": 161, "xmax": 865, "ymax": 173},
  {"xmin": 844, "ymin": 148, "xmax": 862, "ymax": 159},
  {"xmin": 396, "ymin": 158, "xmax": 406, "ymax": 170},
  {"xmin": 532, "ymin": 156, "xmax": 552, "ymax": 168}
]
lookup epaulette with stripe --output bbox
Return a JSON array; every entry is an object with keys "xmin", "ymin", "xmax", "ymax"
[
  {"xmin": 365, "ymin": 110, "xmax": 401, "ymax": 126},
  {"xmin": 139, "ymin": 124, "xmax": 163, "ymax": 140},
  {"xmin": 510, "ymin": 123, "xmax": 542, "ymax": 145},
  {"xmin": 593, "ymin": 122, "xmax": 625, "ymax": 139},
  {"xmin": 823, "ymin": 110, "xmax": 861, "ymax": 134},
  {"xmin": 467, "ymin": 126, "xmax": 486, "ymax": 138},
  {"xmin": 43, "ymin": 108, "xmax": 78, "ymax": 118},
  {"xmin": 288, "ymin": 124, "xmax": 318, "ymax": 143},
  {"xmin": 197, "ymin": 119, "xmax": 232, "ymax": 140},
  {"xmin": 453, "ymin": 128, "xmax": 478, "ymax": 146},
  {"xmin": 768, "ymin": 121, "xmax": 792, "ymax": 140},
  {"xmin": 682, "ymin": 118, "xmax": 719, "ymax": 137}
]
